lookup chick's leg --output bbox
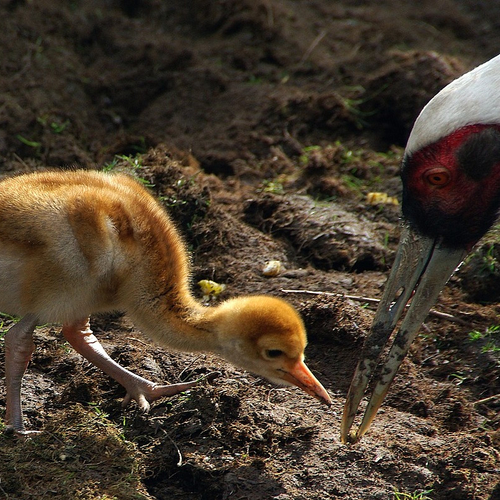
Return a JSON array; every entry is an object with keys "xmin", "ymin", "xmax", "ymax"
[
  {"xmin": 62, "ymin": 319, "xmax": 206, "ymax": 411},
  {"xmin": 4, "ymin": 314, "xmax": 39, "ymax": 434}
]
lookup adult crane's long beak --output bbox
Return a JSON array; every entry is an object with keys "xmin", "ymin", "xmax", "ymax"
[{"xmin": 340, "ymin": 225, "xmax": 467, "ymax": 443}]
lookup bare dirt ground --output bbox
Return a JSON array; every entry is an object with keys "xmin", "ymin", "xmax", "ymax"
[{"xmin": 0, "ymin": 1, "xmax": 500, "ymax": 499}]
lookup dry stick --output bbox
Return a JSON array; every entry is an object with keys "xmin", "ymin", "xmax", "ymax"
[
  {"xmin": 13, "ymin": 153, "xmax": 30, "ymax": 169},
  {"xmin": 0, "ymin": 484, "xmax": 8, "ymax": 499},
  {"xmin": 473, "ymin": 393, "xmax": 500, "ymax": 406},
  {"xmin": 280, "ymin": 288, "xmax": 469, "ymax": 325},
  {"xmin": 126, "ymin": 336, "xmax": 149, "ymax": 347},
  {"xmin": 299, "ymin": 29, "xmax": 328, "ymax": 65},
  {"xmin": 178, "ymin": 354, "xmax": 203, "ymax": 381},
  {"xmin": 162, "ymin": 430, "xmax": 183, "ymax": 466}
]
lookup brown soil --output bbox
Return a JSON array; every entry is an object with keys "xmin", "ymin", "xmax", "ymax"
[{"xmin": 1, "ymin": 1, "xmax": 500, "ymax": 499}]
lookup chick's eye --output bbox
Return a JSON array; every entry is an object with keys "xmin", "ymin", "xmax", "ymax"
[
  {"xmin": 424, "ymin": 167, "xmax": 451, "ymax": 187},
  {"xmin": 265, "ymin": 349, "xmax": 283, "ymax": 359}
]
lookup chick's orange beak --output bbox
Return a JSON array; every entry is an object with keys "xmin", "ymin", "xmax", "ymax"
[{"xmin": 279, "ymin": 359, "xmax": 332, "ymax": 405}]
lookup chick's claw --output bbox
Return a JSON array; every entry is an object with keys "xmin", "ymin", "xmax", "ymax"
[{"xmin": 121, "ymin": 372, "xmax": 221, "ymax": 410}]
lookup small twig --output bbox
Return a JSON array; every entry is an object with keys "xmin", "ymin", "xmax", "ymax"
[
  {"xmin": 280, "ymin": 288, "xmax": 469, "ymax": 325},
  {"xmin": 473, "ymin": 393, "xmax": 500, "ymax": 406},
  {"xmin": 162, "ymin": 430, "xmax": 183, "ymax": 466},
  {"xmin": 263, "ymin": 0, "xmax": 274, "ymax": 28},
  {"xmin": 189, "ymin": 371, "xmax": 221, "ymax": 385},
  {"xmin": 12, "ymin": 153, "xmax": 31, "ymax": 170},
  {"xmin": 0, "ymin": 482, "xmax": 9, "ymax": 499},
  {"xmin": 126, "ymin": 336, "xmax": 149, "ymax": 347},
  {"xmin": 299, "ymin": 29, "xmax": 328, "ymax": 65},
  {"xmin": 178, "ymin": 355, "xmax": 203, "ymax": 381},
  {"xmin": 283, "ymin": 288, "xmax": 380, "ymax": 304},
  {"xmin": 266, "ymin": 387, "xmax": 292, "ymax": 403},
  {"xmin": 427, "ymin": 309, "xmax": 468, "ymax": 325}
]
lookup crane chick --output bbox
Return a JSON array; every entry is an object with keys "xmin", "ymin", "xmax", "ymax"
[{"xmin": 0, "ymin": 170, "xmax": 331, "ymax": 434}]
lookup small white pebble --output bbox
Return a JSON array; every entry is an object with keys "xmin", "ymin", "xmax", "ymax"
[{"xmin": 262, "ymin": 260, "xmax": 281, "ymax": 276}]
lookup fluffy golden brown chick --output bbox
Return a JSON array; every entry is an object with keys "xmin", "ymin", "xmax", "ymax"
[{"xmin": 0, "ymin": 170, "xmax": 331, "ymax": 434}]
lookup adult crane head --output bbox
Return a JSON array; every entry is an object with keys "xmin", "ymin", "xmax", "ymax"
[{"xmin": 341, "ymin": 54, "xmax": 500, "ymax": 443}]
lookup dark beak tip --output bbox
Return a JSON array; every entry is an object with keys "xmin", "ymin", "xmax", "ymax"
[{"xmin": 340, "ymin": 429, "xmax": 359, "ymax": 445}]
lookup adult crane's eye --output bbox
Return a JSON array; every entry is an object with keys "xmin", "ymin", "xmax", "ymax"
[{"xmin": 424, "ymin": 167, "xmax": 451, "ymax": 187}]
